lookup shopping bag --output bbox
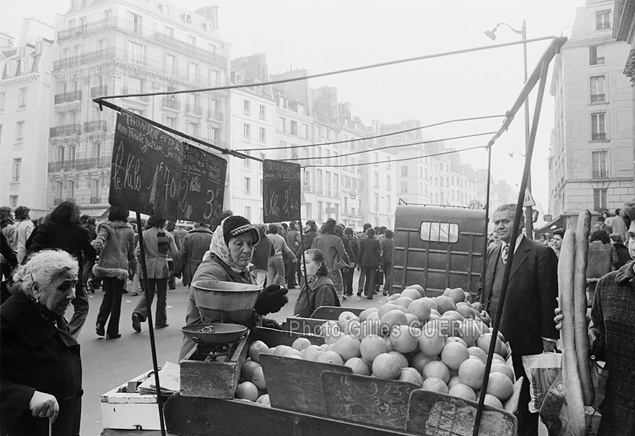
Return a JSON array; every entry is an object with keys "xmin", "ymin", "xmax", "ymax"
[{"xmin": 522, "ymin": 351, "xmax": 562, "ymax": 413}]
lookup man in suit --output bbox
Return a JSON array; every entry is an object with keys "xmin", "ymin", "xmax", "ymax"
[{"xmin": 477, "ymin": 204, "xmax": 559, "ymax": 436}]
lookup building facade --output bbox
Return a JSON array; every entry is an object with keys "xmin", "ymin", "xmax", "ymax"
[
  {"xmin": 49, "ymin": 0, "xmax": 230, "ymax": 216},
  {"xmin": 549, "ymin": 0, "xmax": 634, "ymax": 224},
  {"xmin": 0, "ymin": 20, "xmax": 56, "ymax": 216}
]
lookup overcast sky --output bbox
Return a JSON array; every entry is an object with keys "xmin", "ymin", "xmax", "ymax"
[{"xmin": 1, "ymin": 0, "xmax": 585, "ymax": 222}]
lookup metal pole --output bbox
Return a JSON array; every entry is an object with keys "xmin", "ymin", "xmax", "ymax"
[
  {"xmin": 522, "ymin": 20, "xmax": 534, "ymax": 239},
  {"xmin": 135, "ymin": 212, "xmax": 167, "ymax": 436}
]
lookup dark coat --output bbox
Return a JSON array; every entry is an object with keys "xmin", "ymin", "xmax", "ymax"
[
  {"xmin": 0, "ymin": 293, "xmax": 82, "ymax": 436},
  {"xmin": 297, "ymin": 229, "xmax": 318, "ymax": 257},
  {"xmin": 612, "ymin": 242, "xmax": 631, "ymax": 269},
  {"xmin": 175, "ymin": 227, "xmax": 214, "ymax": 286},
  {"xmin": 339, "ymin": 235, "xmax": 356, "ymax": 266},
  {"xmin": 293, "ymin": 275, "xmax": 340, "ymax": 318},
  {"xmin": 358, "ymin": 236, "xmax": 381, "ymax": 268},
  {"xmin": 27, "ymin": 222, "xmax": 96, "ymax": 275},
  {"xmin": 590, "ymin": 261, "xmax": 635, "ymax": 436},
  {"xmin": 477, "ymin": 236, "xmax": 559, "ymax": 356}
]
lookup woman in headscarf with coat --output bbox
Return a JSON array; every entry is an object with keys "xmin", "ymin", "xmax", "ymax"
[{"xmin": 179, "ymin": 215, "xmax": 290, "ymax": 361}]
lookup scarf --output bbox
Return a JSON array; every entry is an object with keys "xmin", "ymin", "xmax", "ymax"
[{"xmin": 202, "ymin": 221, "xmax": 247, "ymax": 274}]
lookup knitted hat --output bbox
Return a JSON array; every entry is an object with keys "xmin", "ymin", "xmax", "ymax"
[{"xmin": 222, "ymin": 215, "xmax": 259, "ymax": 245}]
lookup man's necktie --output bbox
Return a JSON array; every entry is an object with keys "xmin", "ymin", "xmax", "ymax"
[{"xmin": 501, "ymin": 244, "xmax": 509, "ymax": 265}]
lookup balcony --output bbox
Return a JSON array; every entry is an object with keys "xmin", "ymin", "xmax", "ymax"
[
  {"xmin": 122, "ymin": 88, "xmax": 150, "ymax": 102},
  {"xmin": 186, "ymin": 104, "xmax": 203, "ymax": 117},
  {"xmin": 54, "ymin": 48, "xmax": 116, "ymax": 71},
  {"xmin": 90, "ymin": 196, "xmax": 102, "ymax": 204},
  {"xmin": 50, "ymin": 124, "xmax": 81, "ymax": 137},
  {"xmin": 162, "ymin": 96, "xmax": 180, "ymax": 111},
  {"xmin": 90, "ymin": 85, "xmax": 108, "ymax": 98},
  {"xmin": 58, "ymin": 17, "xmax": 117, "ymax": 41},
  {"xmin": 48, "ymin": 156, "xmax": 111, "ymax": 172},
  {"xmin": 84, "ymin": 120, "xmax": 108, "ymax": 133},
  {"xmin": 54, "ymin": 90, "xmax": 82, "ymax": 105},
  {"xmin": 153, "ymin": 33, "xmax": 227, "ymax": 68}
]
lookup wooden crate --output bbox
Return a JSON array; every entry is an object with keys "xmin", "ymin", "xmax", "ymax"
[
  {"xmin": 100, "ymin": 372, "xmax": 161, "ymax": 431},
  {"xmin": 179, "ymin": 332, "xmax": 249, "ymax": 399}
]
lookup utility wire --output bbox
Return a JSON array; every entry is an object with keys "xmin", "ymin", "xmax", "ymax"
[
  {"xmin": 95, "ymin": 36, "xmax": 555, "ymax": 102},
  {"xmin": 303, "ymin": 144, "xmax": 487, "ymax": 168},
  {"xmin": 237, "ymin": 114, "xmax": 504, "ymax": 152},
  {"xmin": 282, "ymin": 132, "xmax": 496, "ymax": 161}
]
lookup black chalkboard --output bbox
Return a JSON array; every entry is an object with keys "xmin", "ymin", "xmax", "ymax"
[
  {"xmin": 109, "ymin": 112, "xmax": 182, "ymax": 220},
  {"xmin": 179, "ymin": 143, "xmax": 227, "ymax": 225},
  {"xmin": 262, "ymin": 159, "xmax": 301, "ymax": 223},
  {"xmin": 321, "ymin": 371, "xmax": 419, "ymax": 430}
]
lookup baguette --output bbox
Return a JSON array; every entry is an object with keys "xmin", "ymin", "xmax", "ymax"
[{"xmin": 558, "ymin": 229, "xmax": 586, "ymax": 435}]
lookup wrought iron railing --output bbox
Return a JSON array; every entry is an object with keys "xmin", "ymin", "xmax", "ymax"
[
  {"xmin": 54, "ymin": 90, "xmax": 82, "ymax": 105},
  {"xmin": 50, "ymin": 124, "xmax": 81, "ymax": 137},
  {"xmin": 84, "ymin": 120, "xmax": 108, "ymax": 133}
]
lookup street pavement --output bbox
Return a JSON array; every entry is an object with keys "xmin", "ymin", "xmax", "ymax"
[{"xmin": 78, "ymin": 270, "xmax": 390, "ymax": 434}]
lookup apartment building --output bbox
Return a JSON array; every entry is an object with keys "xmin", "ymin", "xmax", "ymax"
[
  {"xmin": 50, "ymin": 0, "xmax": 230, "ymax": 216},
  {"xmin": 0, "ymin": 21, "xmax": 56, "ymax": 216},
  {"xmin": 228, "ymin": 54, "xmax": 276, "ymax": 223},
  {"xmin": 549, "ymin": 0, "xmax": 634, "ymax": 225}
]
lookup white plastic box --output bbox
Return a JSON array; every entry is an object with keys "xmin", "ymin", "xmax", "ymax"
[{"xmin": 100, "ymin": 371, "xmax": 161, "ymax": 431}]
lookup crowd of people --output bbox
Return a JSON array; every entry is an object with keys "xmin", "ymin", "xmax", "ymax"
[{"xmin": 1, "ymin": 197, "xmax": 632, "ymax": 436}]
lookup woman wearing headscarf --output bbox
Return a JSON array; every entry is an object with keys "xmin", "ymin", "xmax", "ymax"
[
  {"xmin": 1, "ymin": 249, "xmax": 82, "ymax": 436},
  {"xmin": 131, "ymin": 215, "xmax": 178, "ymax": 333},
  {"xmin": 91, "ymin": 205, "xmax": 136, "ymax": 339},
  {"xmin": 179, "ymin": 215, "xmax": 289, "ymax": 361},
  {"xmin": 293, "ymin": 249, "xmax": 340, "ymax": 318},
  {"xmin": 26, "ymin": 201, "xmax": 96, "ymax": 339}
]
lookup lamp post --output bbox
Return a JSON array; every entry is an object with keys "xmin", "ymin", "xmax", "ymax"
[{"xmin": 484, "ymin": 20, "xmax": 533, "ymax": 238}]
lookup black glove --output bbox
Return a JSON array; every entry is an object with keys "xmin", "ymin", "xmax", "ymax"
[
  {"xmin": 261, "ymin": 318, "xmax": 282, "ymax": 330},
  {"xmin": 255, "ymin": 285, "xmax": 289, "ymax": 316}
]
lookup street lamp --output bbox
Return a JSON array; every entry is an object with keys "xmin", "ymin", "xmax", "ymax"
[{"xmin": 484, "ymin": 20, "xmax": 534, "ymax": 238}]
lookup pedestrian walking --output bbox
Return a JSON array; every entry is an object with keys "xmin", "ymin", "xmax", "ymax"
[
  {"xmin": 92, "ymin": 205, "xmax": 136, "ymax": 339},
  {"xmin": 131, "ymin": 215, "xmax": 179, "ymax": 332}
]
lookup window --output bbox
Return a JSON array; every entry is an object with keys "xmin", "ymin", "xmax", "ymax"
[
  {"xmin": 374, "ymin": 172, "xmax": 379, "ymax": 188},
  {"xmin": 243, "ymin": 151, "xmax": 251, "ymax": 168},
  {"xmin": 244, "ymin": 177, "xmax": 251, "ymax": 194},
  {"xmin": 290, "ymin": 120, "xmax": 298, "ymax": 136},
  {"xmin": 127, "ymin": 12, "xmax": 142, "ymax": 34},
  {"xmin": 591, "ymin": 113, "xmax": 606, "ymax": 140},
  {"xmin": 401, "ymin": 181, "xmax": 408, "ymax": 194},
  {"xmin": 589, "ymin": 45, "xmax": 605, "ymax": 65},
  {"xmin": 15, "ymin": 121, "xmax": 24, "ymax": 142},
  {"xmin": 259, "ymin": 127, "xmax": 266, "ymax": 144},
  {"xmin": 91, "ymin": 178, "xmax": 100, "ymax": 201},
  {"xmin": 278, "ymin": 117, "xmax": 286, "ymax": 132},
  {"xmin": 420, "ymin": 221, "xmax": 459, "ymax": 243},
  {"xmin": 186, "ymin": 121, "xmax": 199, "ymax": 137},
  {"xmin": 303, "ymin": 123, "xmax": 309, "ymax": 139},
  {"xmin": 244, "ymin": 206, "xmax": 252, "ymax": 222},
  {"xmin": 67, "ymin": 180, "xmax": 75, "ymax": 199},
  {"xmin": 128, "ymin": 41, "xmax": 146, "ymax": 64},
  {"xmin": 208, "ymin": 126, "xmax": 219, "ymax": 142},
  {"xmin": 317, "ymin": 169, "xmax": 323, "ymax": 194},
  {"xmin": 259, "ymin": 104, "xmax": 266, "ymax": 120},
  {"xmin": 243, "ymin": 123, "xmax": 251, "ymax": 140},
  {"xmin": 9, "ymin": 195, "xmax": 18, "ymax": 208},
  {"xmin": 0, "ymin": 92, "xmax": 4, "ymax": 111},
  {"xmin": 166, "ymin": 54, "xmax": 176, "ymax": 75},
  {"xmin": 56, "ymin": 181, "xmax": 63, "ymax": 199},
  {"xmin": 18, "ymin": 88, "xmax": 27, "ymax": 108},
  {"xmin": 593, "ymin": 189, "xmax": 607, "ymax": 211},
  {"xmin": 401, "ymin": 166, "xmax": 408, "ymax": 177},
  {"xmin": 590, "ymin": 76, "xmax": 605, "ymax": 102},
  {"xmin": 92, "ymin": 141, "xmax": 101, "ymax": 158},
  {"xmin": 243, "ymin": 99, "xmax": 251, "ymax": 116},
  {"xmin": 128, "ymin": 77, "xmax": 143, "ymax": 94},
  {"xmin": 326, "ymin": 172, "xmax": 331, "ymax": 195},
  {"xmin": 592, "ymin": 151, "xmax": 608, "ymax": 178},
  {"xmin": 596, "ymin": 10, "xmax": 611, "ymax": 30},
  {"xmin": 163, "ymin": 115, "xmax": 177, "ymax": 129},
  {"xmin": 387, "ymin": 175, "xmax": 391, "ymax": 189},
  {"xmin": 387, "ymin": 196, "xmax": 392, "ymax": 211},
  {"xmin": 188, "ymin": 62, "xmax": 198, "ymax": 82},
  {"xmin": 12, "ymin": 158, "xmax": 21, "ymax": 182}
]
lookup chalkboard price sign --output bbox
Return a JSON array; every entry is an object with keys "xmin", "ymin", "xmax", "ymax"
[
  {"xmin": 262, "ymin": 159, "xmax": 301, "ymax": 223},
  {"xmin": 179, "ymin": 143, "xmax": 227, "ymax": 225},
  {"xmin": 109, "ymin": 112, "xmax": 183, "ymax": 220}
]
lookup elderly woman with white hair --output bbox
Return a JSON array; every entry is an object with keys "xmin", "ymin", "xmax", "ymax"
[{"xmin": 0, "ymin": 249, "xmax": 83, "ymax": 436}]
